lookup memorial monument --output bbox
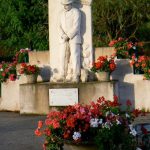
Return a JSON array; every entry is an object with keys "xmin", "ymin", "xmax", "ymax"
[{"xmin": 49, "ymin": 0, "xmax": 93, "ymax": 83}]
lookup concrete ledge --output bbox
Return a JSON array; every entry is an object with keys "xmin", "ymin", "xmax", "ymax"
[{"xmin": 20, "ymin": 81, "xmax": 118, "ymax": 114}]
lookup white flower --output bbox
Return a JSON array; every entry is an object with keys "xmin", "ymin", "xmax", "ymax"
[
  {"xmin": 116, "ymin": 119, "xmax": 121, "ymax": 125},
  {"xmin": 0, "ymin": 68, "xmax": 3, "ymax": 71},
  {"xmin": 102, "ymin": 122, "xmax": 112, "ymax": 129},
  {"xmin": 130, "ymin": 128, "xmax": 137, "ymax": 136},
  {"xmin": 99, "ymin": 119, "xmax": 103, "ymax": 124},
  {"xmin": 133, "ymin": 46, "xmax": 136, "ymax": 50},
  {"xmin": 129, "ymin": 124, "xmax": 133, "ymax": 130},
  {"xmin": 72, "ymin": 132, "xmax": 81, "ymax": 141},
  {"xmin": 90, "ymin": 118, "xmax": 99, "ymax": 127},
  {"xmin": 125, "ymin": 113, "xmax": 130, "ymax": 118}
]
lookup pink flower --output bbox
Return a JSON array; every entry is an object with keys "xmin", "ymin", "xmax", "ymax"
[
  {"xmin": 109, "ymin": 40, "xmax": 117, "ymax": 47},
  {"xmin": 9, "ymin": 74, "xmax": 16, "ymax": 81}
]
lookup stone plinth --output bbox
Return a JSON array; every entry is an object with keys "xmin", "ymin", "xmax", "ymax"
[
  {"xmin": 0, "ymin": 80, "xmax": 20, "ymax": 111},
  {"xmin": 20, "ymin": 83, "xmax": 49, "ymax": 115},
  {"xmin": 19, "ymin": 81, "xmax": 118, "ymax": 114}
]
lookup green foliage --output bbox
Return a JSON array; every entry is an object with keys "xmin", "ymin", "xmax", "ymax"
[
  {"xmin": 95, "ymin": 125, "xmax": 136, "ymax": 150},
  {"xmin": 92, "ymin": 0, "xmax": 150, "ymax": 47},
  {"xmin": 0, "ymin": 0, "xmax": 48, "ymax": 53}
]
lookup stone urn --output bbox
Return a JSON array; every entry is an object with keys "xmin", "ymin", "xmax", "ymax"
[
  {"xmin": 26, "ymin": 74, "xmax": 37, "ymax": 83},
  {"xmin": 96, "ymin": 72, "xmax": 110, "ymax": 81}
]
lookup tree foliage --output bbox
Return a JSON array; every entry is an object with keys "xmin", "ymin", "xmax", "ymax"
[
  {"xmin": 92, "ymin": 0, "xmax": 150, "ymax": 47},
  {"xmin": 0, "ymin": 0, "xmax": 48, "ymax": 55}
]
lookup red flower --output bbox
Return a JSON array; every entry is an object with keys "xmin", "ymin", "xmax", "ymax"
[
  {"xmin": 109, "ymin": 63, "xmax": 116, "ymax": 71},
  {"xmin": 44, "ymin": 128, "xmax": 51, "ymax": 136},
  {"xmin": 19, "ymin": 68, "xmax": 24, "ymax": 74},
  {"xmin": 21, "ymin": 63, "xmax": 27, "ymax": 68},
  {"xmin": 118, "ymin": 37, "xmax": 124, "ymax": 41},
  {"xmin": 9, "ymin": 74, "xmax": 16, "ymax": 81},
  {"xmin": 133, "ymin": 109, "xmax": 141, "ymax": 117},
  {"xmin": 66, "ymin": 116, "xmax": 76, "ymax": 128},
  {"xmin": 127, "ymin": 42, "xmax": 133, "ymax": 50},
  {"xmin": 109, "ymin": 40, "xmax": 117, "ymax": 47},
  {"xmin": 38, "ymin": 121, "xmax": 43, "ymax": 129},
  {"xmin": 34, "ymin": 129, "xmax": 42, "ymax": 136},
  {"xmin": 126, "ymin": 99, "xmax": 132, "ymax": 107},
  {"xmin": 95, "ymin": 62, "xmax": 102, "ymax": 69},
  {"xmin": 141, "ymin": 125, "xmax": 148, "ymax": 135},
  {"xmin": 2, "ymin": 72, "xmax": 6, "ymax": 77}
]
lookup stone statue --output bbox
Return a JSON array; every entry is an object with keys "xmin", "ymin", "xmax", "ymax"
[{"xmin": 58, "ymin": 0, "xmax": 82, "ymax": 83}]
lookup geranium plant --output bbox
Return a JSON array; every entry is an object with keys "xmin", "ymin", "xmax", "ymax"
[
  {"xmin": 130, "ymin": 55, "xmax": 150, "ymax": 79},
  {"xmin": 109, "ymin": 37, "xmax": 144, "ymax": 59},
  {"xmin": 35, "ymin": 96, "xmax": 143, "ymax": 150},
  {"xmin": 91, "ymin": 56, "xmax": 116, "ymax": 73},
  {"xmin": 0, "ymin": 61, "xmax": 17, "ymax": 82},
  {"xmin": 14, "ymin": 48, "xmax": 30, "ymax": 63},
  {"xmin": 19, "ymin": 63, "xmax": 39, "ymax": 75}
]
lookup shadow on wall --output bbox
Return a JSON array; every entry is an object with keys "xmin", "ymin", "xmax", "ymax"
[
  {"xmin": 111, "ymin": 59, "xmax": 136, "ymax": 110},
  {"xmin": 39, "ymin": 65, "xmax": 51, "ymax": 82},
  {"xmin": 118, "ymin": 82, "xmax": 135, "ymax": 110},
  {"xmin": 111, "ymin": 59, "xmax": 133, "ymax": 81}
]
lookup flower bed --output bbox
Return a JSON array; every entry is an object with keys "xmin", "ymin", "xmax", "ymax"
[
  {"xmin": 0, "ymin": 62, "xmax": 17, "ymax": 82},
  {"xmin": 35, "ymin": 96, "xmax": 145, "ymax": 150},
  {"xmin": 109, "ymin": 37, "xmax": 144, "ymax": 59}
]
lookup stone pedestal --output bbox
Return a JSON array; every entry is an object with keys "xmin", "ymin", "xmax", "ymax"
[
  {"xmin": 20, "ymin": 83, "xmax": 49, "ymax": 114},
  {"xmin": 19, "ymin": 81, "xmax": 118, "ymax": 114}
]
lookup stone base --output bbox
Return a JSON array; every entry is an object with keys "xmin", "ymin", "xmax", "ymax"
[
  {"xmin": 19, "ymin": 81, "xmax": 118, "ymax": 115},
  {"xmin": 0, "ymin": 80, "xmax": 20, "ymax": 111}
]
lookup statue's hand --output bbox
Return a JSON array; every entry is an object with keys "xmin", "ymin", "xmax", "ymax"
[{"xmin": 62, "ymin": 34, "xmax": 69, "ymax": 41}]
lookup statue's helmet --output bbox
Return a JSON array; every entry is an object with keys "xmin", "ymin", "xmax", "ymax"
[{"xmin": 61, "ymin": 0, "xmax": 74, "ymax": 5}]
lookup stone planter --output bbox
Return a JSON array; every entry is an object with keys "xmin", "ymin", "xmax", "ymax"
[
  {"xmin": 64, "ymin": 143, "xmax": 97, "ymax": 150},
  {"xmin": 26, "ymin": 74, "xmax": 37, "ymax": 83},
  {"xmin": 96, "ymin": 72, "xmax": 110, "ymax": 81}
]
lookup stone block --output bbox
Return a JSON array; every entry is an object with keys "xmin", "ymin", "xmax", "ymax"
[{"xmin": 20, "ymin": 83, "xmax": 49, "ymax": 115}]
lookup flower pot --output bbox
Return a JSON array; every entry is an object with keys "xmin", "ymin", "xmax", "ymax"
[
  {"xmin": 26, "ymin": 74, "xmax": 37, "ymax": 83},
  {"xmin": 64, "ymin": 143, "xmax": 97, "ymax": 150},
  {"xmin": 96, "ymin": 72, "xmax": 110, "ymax": 81}
]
